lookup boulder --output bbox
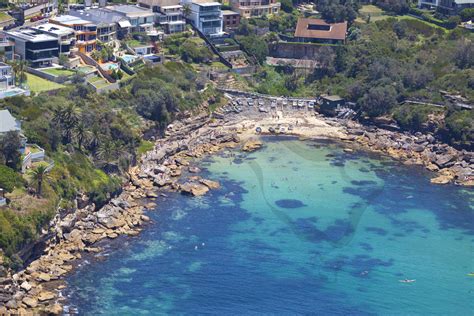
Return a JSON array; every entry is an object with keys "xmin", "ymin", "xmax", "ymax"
[
  {"xmin": 188, "ymin": 167, "xmax": 201, "ymax": 173},
  {"xmin": 22, "ymin": 297, "xmax": 38, "ymax": 308},
  {"xmin": 180, "ymin": 182, "xmax": 209, "ymax": 196},
  {"xmin": 199, "ymin": 179, "xmax": 220, "ymax": 190},
  {"xmin": 20, "ymin": 281, "xmax": 32, "ymax": 292},
  {"xmin": 242, "ymin": 139, "xmax": 263, "ymax": 152},
  {"xmin": 45, "ymin": 303, "xmax": 63, "ymax": 315},
  {"xmin": 37, "ymin": 291, "xmax": 55, "ymax": 302}
]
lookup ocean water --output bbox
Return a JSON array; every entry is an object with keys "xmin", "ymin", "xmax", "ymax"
[{"xmin": 65, "ymin": 137, "xmax": 474, "ymax": 315}]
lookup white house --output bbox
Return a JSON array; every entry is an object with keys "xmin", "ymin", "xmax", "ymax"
[{"xmin": 181, "ymin": 0, "xmax": 223, "ymax": 36}]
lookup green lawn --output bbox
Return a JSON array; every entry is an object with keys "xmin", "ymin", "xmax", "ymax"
[
  {"xmin": 87, "ymin": 76, "xmax": 112, "ymax": 89},
  {"xmin": 42, "ymin": 68, "xmax": 76, "ymax": 77},
  {"xmin": 26, "ymin": 73, "xmax": 66, "ymax": 93},
  {"xmin": 0, "ymin": 11, "xmax": 13, "ymax": 23},
  {"xmin": 356, "ymin": 5, "xmax": 391, "ymax": 23}
]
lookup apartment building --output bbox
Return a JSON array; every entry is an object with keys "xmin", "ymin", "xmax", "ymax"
[
  {"xmin": 138, "ymin": 0, "xmax": 186, "ymax": 33},
  {"xmin": 31, "ymin": 23, "xmax": 75, "ymax": 55},
  {"xmin": 4, "ymin": 29, "xmax": 58, "ymax": 67},
  {"xmin": 50, "ymin": 15, "xmax": 97, "ymax": 53},
  {"xmin": 181, "ymin": 0, "xmax": 223, "ymax": 36},
  {"xmin": 0, "ymin": 63, "xmax": 14, "ymax": 91},
  {"xmin": 230, "ymin": 0, "xmax": 280, "ymax": 18},
  {"xmin": 222, "ymin": 10, "xmax": 240, "ymax": 30}
]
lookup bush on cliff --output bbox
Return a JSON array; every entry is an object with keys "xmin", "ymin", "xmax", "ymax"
[{"xmin": 0, "ymin": 165, "xmax": 25, "ymax": 193}]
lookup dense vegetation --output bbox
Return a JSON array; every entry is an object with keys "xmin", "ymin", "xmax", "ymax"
[
  {"xmin": 0, "ymin": 63, "xmax": 213, "ymax": 267},
  {"xmin": 237, "ymin": 14, "xmax": 473, "ymax": 148}
]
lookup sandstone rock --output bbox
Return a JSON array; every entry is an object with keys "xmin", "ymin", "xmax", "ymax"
[
  {"xmin": 36, "ymin": 273, "xmax": 51, "ymax": 282},
  {"xmin": 22, "ymin": 296, "xmax": 38, "ymax": 308},
  {"xmin": 45, "ymin": 303, "xmax": 63, "ymax": 315},
  {"xmin": 435, "ymin": 154, "xmax": 455, "ymax": 168},
  {"xmin": 188, "ymin": 166, "xmax": 201, "ymax": 173},
  {"xmin": 242, "ymin": 139, "xmax": 263, "ymax": 152},
  {"xmin": 5, "ymin": 299, "xmax": 18, "ymax": 309},
  {"xmin": 180, "ymin": 182, "xmax": 209, "ymax": 196},
  {"xmin": 199, "ymin": 179, "xmax": 220, "ymax": 190},
  {"xmin": 20, "ymin": 281, "xmax": 32, "ymax": 292},
  {"xmin": 140, "ymin": 215, "xmax": 150, "ymax": 222},
  {"xmin": 37, "ymin": 291, "xmax": 55, "ymax": 302}
]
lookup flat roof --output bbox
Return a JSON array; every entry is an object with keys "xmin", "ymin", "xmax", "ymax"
[
  {"xmin": 107, "ymin": 4, "xmax": 155, "ymax": 15},
  {"xmin": 192, "ymin": 0, "xmax": 221, "ymax": 6},
  {"xmin": 222, "ymin": 10, "xmax": 239, "ymax": 15},
  {"xmin": 51, "ymin": 14, "xmax": 93, "ymax": 25},
  {"xmin": 162, "ymin": 5, "xmax": 183, "ymax": 9},
  {"xmin": 294, "ymin": 18, "xmax": 347, "ymax": 41},
  {"xmin": 4, "ymin": 28, "xmax": 58, "ymax": 42},
  {"xmin": 70, "ymin": 8, "xmax": 127, "ymax": 25},
  {"xmin": 32, "ymin": 23, "xmax": 75, "ymax": 35}
]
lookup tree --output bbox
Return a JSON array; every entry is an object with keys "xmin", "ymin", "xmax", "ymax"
[
  {"xmin": 454, "ymin": 39, "xmax": 474, "ymax": 69},
  {"xmin": 183, "ymin": 4, "xmax": 191, "ymax": 19},
  {"xmin": 0, "ymin": 131, "xmax": 22, "ymax": 170},
  {"xmin": 280, "ymin": 0, "xmax": 293, "ymax": 13},
  {"xmin": 74, "ymin": 121, "xmax": 89, "ymax": 151},
  {"xmin": 360, "ymin": 85, "xmax": 398, "ymax": 117},
  {"xmin": 29, "ymin": 165, "xmax": 49, "ymax": 197},
  {"xmin": 459, "ymin": 8, "xmax": 474, "ymax": 21},
  {"xmin": 237, "ymin": 35, "xmax": 269, "ymax": 64},
  {"xmin": 58, "ymin": 54, "xmax": 68, "ymax": 66},
  {"xmin": 0, "ymin": 165, "xmax": 24, "ymax": 192}
]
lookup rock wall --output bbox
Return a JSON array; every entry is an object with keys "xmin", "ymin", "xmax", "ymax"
[{"xmin": 268, "ymin": 42, "xmax": 335, "ymax": 59}]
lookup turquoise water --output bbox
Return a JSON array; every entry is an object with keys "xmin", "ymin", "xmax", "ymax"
[{"xmin": 65, "ymin": 137, "xmax": 474, "ymax": 315}]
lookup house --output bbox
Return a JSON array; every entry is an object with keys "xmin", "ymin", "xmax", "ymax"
[
  {"xmin": 69, "ymin": 9, "xmax": 129, "ymax": 41},
  {"xmin": 4, "ymin": 29, "xmax": 59, "ymax": 67},
  {"xmin": 222, "ymin": 10, "xmax": 240, "ymax": 30},
  {"xmin": 0, "ymin": 63, "xmax": 14, "ymax": 91},
  {"xmin": 319, "ymin": 94, "xmax": 345, "ymax": 116},
  {"xmin": 419, "ymin": 0, "xmax": 474, "ymax": 13},
  {"xmin": 229, "ymin": 0, "xmax": 280, "ymax": 18},
  {"xmin": 294, "ymin": 18, "xmax": 347, "ymax": 44},
  {"xmin": 106, "ymin": 5, "xmax": 156, "ymax": 34},
  {"xmin": 50, "ymin": 15, "xmax": 98, "ymax": 53},
  {"xmin": 138, "ymin": 0, "xmax": 186, "ymax": 33},
  {"xmin": 0, "ymin": 188, "xmax": 6, "ymax": 207},
  {"xmin": 0, "ymin": 109, "xmax": 26, "ymax": 151},
  {"xmin": 181, "ymin": 0, "xmax": 223, "ymax": 36},
  {"xmin": 31, "ymin": 23, "xmax": 75, "ymax": 55},
  {"xmin": 0, "ymin": 33, "xmax": 15, "ymax": 61}
]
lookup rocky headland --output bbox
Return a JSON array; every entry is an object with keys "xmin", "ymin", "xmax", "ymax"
[{"xmin": 1, "ymin": 101, "xmax": 472, "ymax": 314}]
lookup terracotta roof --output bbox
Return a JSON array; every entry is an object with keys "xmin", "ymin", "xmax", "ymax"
[{"xmin": 294, "ymin": 18, "xmax": 347, "ymax": 41}]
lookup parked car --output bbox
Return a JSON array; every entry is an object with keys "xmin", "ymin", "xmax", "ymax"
[{"xmin": 259, "ymin": 106, "xmax": 269, "ymax": 113}]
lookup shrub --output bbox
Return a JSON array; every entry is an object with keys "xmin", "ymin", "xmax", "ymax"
[{"xmin": 0, "ymin": 165, "xmax": 24, "ymax": 192}]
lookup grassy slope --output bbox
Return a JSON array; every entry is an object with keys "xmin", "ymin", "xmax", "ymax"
[{"xmin": 26, "ymin": 73, "xmax": 66, "ymax": 93}]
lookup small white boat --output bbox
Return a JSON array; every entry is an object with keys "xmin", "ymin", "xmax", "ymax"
[{"xmin": 399, "ymin": 279, "xmax": 416, "ymax": 283}]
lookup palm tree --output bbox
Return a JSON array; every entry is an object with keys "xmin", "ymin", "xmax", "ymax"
[
  {"xmin": 74, "ymin": 121, "xmax": 89, "ymax": 151},
  {"xmin": 53, "ymin": 103, "xmax": 80, "ymax": 144},
  {"xmin": 96, "ymin": 139, "xmax": 117, "ymax": 166},
  {"xmin": 183, "ymin": 4, "xmax": 191, "ymax": 19},
  {"xmin": 29, "ymin": 165, "xmax": 50, "ymax": 197}
]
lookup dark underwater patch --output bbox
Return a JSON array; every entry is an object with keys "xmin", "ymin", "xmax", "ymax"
[
  {"xmin": 275, "ymin": 199, "xmax": 307, "ymax": 209},
  {"xmin": 351, "ymin": 180, "xmax": 377, "ymax": 186},
  {"xmin": 365, "ymin": 227, "xmax": 388, "ymax": 236}
]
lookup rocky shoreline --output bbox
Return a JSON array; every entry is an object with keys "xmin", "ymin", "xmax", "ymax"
[{"xmin": 1, "ymin": 106, "xmax": 472, "ymax": 314}]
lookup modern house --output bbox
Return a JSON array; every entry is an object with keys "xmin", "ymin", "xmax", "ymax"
[
  {"xmin": 50, "ymin": 15, "xmax": 97, "ymax": 53},
  {"xmin": 418, "ymin": 0, "xmax": 474, "ymax": 13},
  {"xmin": 222, "ymin": 10, "xmax": 240, "ymax": 30},
  {"xmin": 229, "ymin": 0, "xmax": 280, "ymax": 18},
  {"xmin": 106, "ymin": 5, "xmax": 156, "ymax": 34},
  {"xmin": 4, "ymin": 29, "xmax": 59, "ymax": 67},
  {"xmin": 0, "ymin": 33, "xmax": 15, "ymax": 61},
  {"xmin": 138, "ymin": 0, "xmax": 186, "ymax": 33},
  {"xmin": 181, "ymin": 0, "xmax": 223, "ymax": 36},
  {"xmin": 0, "ymin": 63, "xmax": 15, "ymax": 91},
  {"xmin": 31, "ymin": 23, "xmax": 75, "ymax": 55},
  {"xmin": 293, "ymin": 18, "xmax": 347, "ymax": 44},
  {"xmin": 69, "ymin": 9, "xmax": 129, "ymax": 41}
]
